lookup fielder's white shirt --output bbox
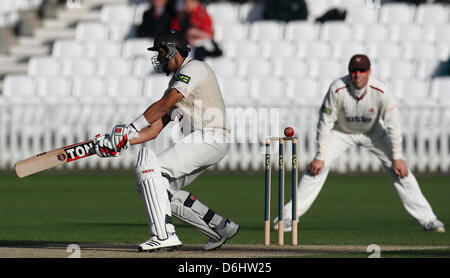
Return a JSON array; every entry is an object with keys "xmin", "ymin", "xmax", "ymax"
[
  {"xmin": 165, "ymin": 57, "xmax": 229, "ymax": 133},
  {"xmin": 316, "ymin": 75, "xmax": 402, "ymax": 160}
]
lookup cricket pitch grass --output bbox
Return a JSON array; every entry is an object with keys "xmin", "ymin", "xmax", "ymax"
[{"xmin": 0, "ymin": 170, "xmax": 449, "ymax": 258}]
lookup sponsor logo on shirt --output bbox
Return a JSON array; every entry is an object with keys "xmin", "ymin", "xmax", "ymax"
[
  {"xmin": 321, "ymin": 105, "xmax": 332, "ymax": 115},
  {"xmin": 345, "ymin": 116, "xmax": 372, "ymax": 123},
  {"xmin": 176, "ymin": 74, "xmax": 191, "ymax": 84}
]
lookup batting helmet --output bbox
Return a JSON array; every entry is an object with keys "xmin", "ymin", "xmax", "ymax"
[{"xmin": 148, "ymin": 29, "xmax": 191, "ymax": 74}]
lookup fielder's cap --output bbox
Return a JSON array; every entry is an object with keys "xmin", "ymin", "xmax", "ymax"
[
  {"xmin": 348, "ymin": 54, "xmax": 371, "ymax": 72},
  {"xmin": 147, "ymin": 29, "xmax": 191, "ymax": 52}
]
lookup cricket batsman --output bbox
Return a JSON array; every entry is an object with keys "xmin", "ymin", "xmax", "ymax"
[
  {"xmin": 275, "ymin": 54, "xmax": 445, "ymax": 233},
  {"xmin": 93, "ymin": 29, "xmax": 239, "ymax": 251}
]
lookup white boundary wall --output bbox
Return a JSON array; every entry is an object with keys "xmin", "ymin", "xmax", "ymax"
[{"xmin": 0, "ymin": 100, "xmax": 449, "ymax": 173}]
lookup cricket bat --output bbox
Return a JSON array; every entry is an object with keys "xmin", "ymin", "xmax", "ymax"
[{"xmin": 14, "ymin": 139, "xmax": 96, "ymax": 178}]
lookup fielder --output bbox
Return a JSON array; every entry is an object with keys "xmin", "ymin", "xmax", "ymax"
[
  {"xmin": 94, "ymin": 29, "xmax": 239, "ymax": 251},
  {"xmin": 275, "ymin": 54, "xmax": 445, "ymax": 233}
]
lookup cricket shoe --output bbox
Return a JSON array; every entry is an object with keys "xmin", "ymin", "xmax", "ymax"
[
  {"xmin": 424, "ymin": 219, "xmax": 445, "ymax": 233},
  {"xmin": 138, "ymin": 233, "xmax": 183, "ymax": 252},
  {"xmin": 272, "ymin": 217, "xmax": 293, "ymax": 232},
  {"xmin": 203, "ymin": 219, "xmax": 240, "ymax": 251}
]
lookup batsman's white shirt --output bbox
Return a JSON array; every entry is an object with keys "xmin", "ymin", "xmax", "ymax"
[
  {"xmin": 282, "ymin": 74, "xmax": 439, "ymax": 227},
  {"xmin": 166, "ymin": 57, "xmax": 230, "ymax": 133},
  {"xmin": 158, "ymin": 57, "xmax": 230, "ymax": 190}
]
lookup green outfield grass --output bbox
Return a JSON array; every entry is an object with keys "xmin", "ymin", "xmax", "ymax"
[{"xmin": 0, "ymin": 170, "xmax": 449, "ymax": 257}]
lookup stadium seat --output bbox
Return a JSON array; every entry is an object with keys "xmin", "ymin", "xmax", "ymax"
[
  {"xmin": 388, "ymin": 79, "xmax": 403, "ymax": 100},
  {"xmin": 36, "ymin": 77, "xmax": 72, "ymax": 100},
  {"xmin": 106, "ymin": 76, "xmax": 143, "ymax": 101},
  {"xmin": 61, "ymin": 58, "xmax": 96, "ymax": 76},
  {"xmin": 403, "ymin": 42, "xmax": 437, "ymax": 60},
  {"xmin": 379, "ymin": 3, "xmax": 415, "ymax": 24},
  {"xmin": 237, "ymin": 59, "xmax": 272, "ymax": 78},
  {"xmin": 416, "ymin": 4, "xmax": 449, "ymax": 26},
  {"xmin": 143, "ymin": 75, "xmax": 169, "ymax": 100},
  {"xmin": 121, "ymin": 38, "xmax": 152, "ymax": 59},
  {"xmin": 354, "ymin": 24, "xmax": 388, "ymax": 42},
  {"xmin": 390, "ymin": 24, "xmax": 423, "ymax": 42},
  {"xmin": 28, "ymin": 57, "xmax": 61, "ymax": 76},
  {"xmin": 396, "ymin": 79, "xmax": 433, "ymax": 106},
  {"xmin": 52, "ymin": 40, "xmax": 84, "ymax": 57},
  {"xmin": 376, "ymin": 60, "xmax": 415, "ymax": 80},
  {"xmin": 248, "ymin": 21, "xmax": 285, "ymax": 41},
  {"xmin": 218, "ymin": 77, "xmax": 251, "ymax": 106},
  {"xmin": 332, "ymin": 42, "xmax": 367, "ymax": 63},
  {"xmin": 75, "ymin": 22, "xmax": 109, "ymax": 41},
  {"xmin": 284, "ymin": 21, "xmax": 319, "ymax": 42},
  {"xmin": 272, "ymin": 59, "xmax": 307, "ymax": 78},
  {"xmin": 320, "ymin": 22, "xmax": 353, "ymax": 42},
  {"xmin": 298, "ymin": 41, "xmax": 331, "ymax": 59},
  {"xmin": 214, "ymin": 22, "xmax": 249, "ymax": 42},
  {"xmin": 222, "ymin": 40, "xmax": 259, "ymax": 58},
  {"xmin": 249, "ymin": 77, "xmax": 286, "ymax": 106},
  {"xmin": 109, "ymin": 24, "xmax": 137, "ymax": 41},
  {"xmin": 285, "ymin": 77, "xmax": 321, "ymax": 105},
  {"xmin": 132, "ymin": 57, "xmax": 154, "ymax": 77},
  {"xmin": 72, "ymin": 76, "xmax": 106, "ymax": 99},
  {"xmin": 206, "ymin": 2, "xmax": 240, "ymax": 23},
  {"xmin": 415, "ymin": 60, "xmax": 443, "ymax": 79},
  {"xmin": 434, "ymin": 25, "xmax": 450, "ymax": 42},
  {"xmin": 2, "ymin": 75, "xmax": 36, "ymax": 99},
  {"xmin": 331, "ymin": 0, "xmax": 367, "ymax": 7},
  {"xmin": 430, "ymin": 77, "xmax": 450, "ymax": 100},
  {"xmin": 261, "ymin": 40, "xmax": 296, "ymax": 60},
  {"xmin": 308, "ymin": 59, "xmax": 343, "ymax": 79},
  {"xmin": 204, "ymin": 57, "xmax": 237, "ymax": 77},
  {"xmin": 345, "ymin": 4, "xmax": 379, "ymax": 23},
  {"xmin": 100, "ymin": 4, "xmax": 135, "ymax": 25},
  {"xmin": 96, "ymin": 57, "xmax": 132, "ymax": 77},
  {"xmin": 367, "ymin": 41, "xmax": 401, "ymax": 61},
  {"xmin": 0, "ymin": 0, "xmax": 13, "ymax": 12},
  {"xmin": 85, "ymin": 41, "xmax": 121, "ymax": 58},
  {"xmin": 436, "ymin": 42, "xmax": 450, "ymax": 61}
]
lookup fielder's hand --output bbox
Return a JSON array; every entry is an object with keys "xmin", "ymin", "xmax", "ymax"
[
  {"xmin": 110, "ymin": 124, "xmax": 138, "ymax": 154},
  {"xmin": 393, "ymin": 159, "xmax": 409, "ymax": 178},
  {"xmin": 94, "ymin": 133, "xmax": 118, "ymax": 158},
  {"xmin": 308, "ymin": 159, "xmax": 324, "ymax": 176}
]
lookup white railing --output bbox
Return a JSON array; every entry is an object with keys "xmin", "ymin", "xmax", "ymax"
[{"xmin": 0, "ymin": 100, "xmax": 449, "ymax": 173}]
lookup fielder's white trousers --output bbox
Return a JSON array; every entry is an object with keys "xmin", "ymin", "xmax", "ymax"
[
  {"xmin": 158, "ymin": 128, "xmax": 229, "ymax": 189},
  {"xmin": 283, "ymin": 128, "xmax": 438, "ymax": 227}
]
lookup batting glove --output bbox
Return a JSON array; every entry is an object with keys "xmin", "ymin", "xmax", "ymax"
[
  {"xmin": 94, "ymin": 133, "xmax": 118, "ymax": 158},
  {"xmin": 110, "ymin": 124, "xmax": 138, "ymax": 154}
]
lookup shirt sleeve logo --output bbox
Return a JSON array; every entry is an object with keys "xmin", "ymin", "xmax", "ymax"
[
  {"xmin": 176, "ymin": 74, "xmax": 191, "ymax": 84},
  {"xmin": 321, "ymin": 105, "xmax": 332, "ymax": 115}
]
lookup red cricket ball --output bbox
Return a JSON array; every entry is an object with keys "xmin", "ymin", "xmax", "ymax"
[{"xmin": 284, "ymin": 127, "xmax": 294, "ymax": 137}]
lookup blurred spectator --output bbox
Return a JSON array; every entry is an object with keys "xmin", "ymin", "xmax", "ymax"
[
  {"xmin": 137, "ymin": 0, "xmax": 176, "ymax": 38},
  {"xmin": 436, "ymin": 58, "xmax": 450, "ymax": 77},
  {"xmin": 263, "ymin": 0, "xmax": 308, "ymax": 22},
  {"xmin": 315, "ymin": 7, "xmax": 347, "ymax": 23},
  {"xmin": 170, "ymin": 0, "xmax": 222, "ymax": 60},
  {"xmin": 40, "ymin": 0, "xmax": 58, "ymax": 18}
]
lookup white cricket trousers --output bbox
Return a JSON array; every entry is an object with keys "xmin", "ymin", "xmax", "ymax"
[
  {"xmin": 283, "ymin": 128, "xmax": 438, "ymax": 227},
  {"xmin": 158, "ymin": 128, "xmax": 229, "ymax": 189}
]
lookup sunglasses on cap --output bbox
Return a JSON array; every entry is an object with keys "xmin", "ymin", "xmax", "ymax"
[{"xmin": 349, "ymin": 68, "xmax": 369, "ymax": 73}]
